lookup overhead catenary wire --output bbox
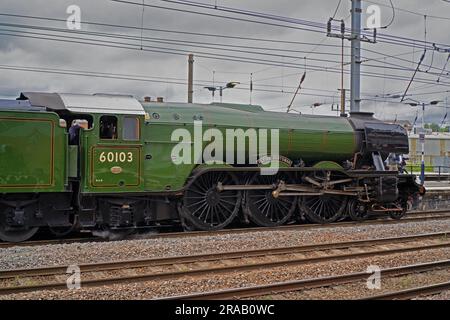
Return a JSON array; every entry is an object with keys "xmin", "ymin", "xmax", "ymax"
[
  {"xmin": 6, "ymin": 23, "xmax": 348, "ymax": 57},
  {"xmin": 364, "ymin": 0, "xmax": 395, "ymax": 30},
  {"xmin": 109, "ymin": 0, "xmax": 450, "ymax": 51},
  {"xmin": 1, "ymin": 12, "xmax": 448, "ymax": 78},
  {"xmin": 400, "ymin": 50, "xmax": 427, "ymax": 102},
  {"xmin": 331, "ymin": 0, "xmax": 343, "ymax": 20},
  {"xmin": 2, "ymin": 61, "xmax": 442, "ymax": 103},
  {"xmin": 1, "ymin": 4, "xmax": 447, "ymax": 52},
  {"xmin": 0, "ymin": 63, "xmax": 336, "ymax": 96},
  {"xmin": 0, "ymin": 29, "xmax": 346, "ymax": 67},
  {"xmin": 1, "ymin": 3, "xmax": 448, "ymax": 109},
  {"xmin": 362, "ymin": 47, "xmax": 446, "ymax": 74},
  {"xmin": 0, "ymin": 13, "xmax": 350, "ymax": 49},
  {"xmin": 251, "ymin": 48, "xmax": 447, "ymax": 85},
  {"xmin": 0, "ymin": 26, "xmax": 348, "ymax": 64},
  {"xmin": 157, "ymin": 0, "xmax": 446, "ymax": 47},
  {"xmin": 437, "ymin": 54, "xmax": 450, "ymax": 83},
  {"xmin": 2, "ymin": 29, "xmax": 449, "ymax": 88},
  {"xmin": 365, "ymin": 0, "xmax": 450, "ymax": 21},
  {"xmin": 111, "ymin": 0, "xmax": 450, "ymax": 90},
  {"xmin": 0, "ymin": 64, "xmax": 347, "ymax": 101},
  {"xmin": 171, "ymin": 0, "xmax": 450, "ymax": 49},
  {"xmin": 0, "ymin": 19, "xmax": 446, "ymax": 83},
  {"xmin": 2, "ymin": 63, "xmax": 447, "ymax": 113},
  {"xmin": 2, "ymin": 21, "xmax": 448, "ymax": 82},
  {"xmin": 382, "ymin": 0, "xmax": 396, "ymax": 29},
  {"xmin": 362, "ymin": 97, "xmax": 450, "ymax": 110},
  {"xmin": 286, "ymin": 72, "xmax": 306, "ymax": 113}
]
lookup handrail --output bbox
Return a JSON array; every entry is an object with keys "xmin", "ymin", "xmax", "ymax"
[{"xmin": 406, "ymin": 165, "xmax": 450, "ymax": 182}]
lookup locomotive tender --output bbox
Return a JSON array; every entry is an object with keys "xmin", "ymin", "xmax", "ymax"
[{"xmin": 0, "ymin": 92, "xmax": 423, "ymax": 242}]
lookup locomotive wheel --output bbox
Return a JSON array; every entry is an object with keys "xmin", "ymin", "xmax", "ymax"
[
  {"xmin": 48, "ymin": 215, "xmax": 78, "ymax": 237},
  {"xmin": 300, "ymin": 195, "xmax": 347, "ymax": 224},
  {"xmin": 244, "ymin": 174, "xmax": 296, "ymax": 227},
  {"xmin": 389, "ymin": 209, "xmax": 406, "ymax": 220},
  {"xmin": 178, "ymin": 204, "xmax": 197, "ymax": 231},
  {"xmin": 0, "ymin": 223, "xmax": 39, "ymax": 243},
  {"xmin": 388, "ymin": 201, "xmax": 407, "ymax": 220},
  {"xmin": 299, "ymin": 170, "xmax": 347, "ymax": 223},
  {"xmin": 0, "ymin": 203, "xmax": 39, "ymax": 242},
  {"xmin": 48, "ymin": 226, "xmax": 74, "ymax": 237},
  {"xmin": 181, "ymin": 171, "xmax": 241, "ymax": 231},
  {"xmin": 347, "ymin": 199, "xmax": 370, "ymax": 221}
]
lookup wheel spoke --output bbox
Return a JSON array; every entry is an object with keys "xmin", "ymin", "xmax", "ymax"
[
  {"xmin": 303, "ymin": 195, "xmax": 345, "ymax": 223},
  {"xmin": 186, "ymin": 199, "xmax": 207, "ymax": 208},
  {"xmin": 187, "ymin": 188, "xmax": 206, "ymax": 196},
  {"xmin": 216, "ymin": 206, "xmax": 229, "ymax": 222},
  {"xmin": 191, "ymin": 201, "xmax": 208, "ymax": 218},
  {"xmin": 221, "ymin": 198, "xmax": 237, "ymax": 206},
  {"xmin": 183, "ymin": 171, "xmax": 240, "ymax": 231},
  {"xmin": 218, "ymin": 202, "xmax": 234, "ymax": 215},
  {"xmin": 245, "ymin": 174, "xmax": 296, "ymax": 227},
  {"xmin": 186, "ymin": 196, "xmax": 207, "ymax": 200}
]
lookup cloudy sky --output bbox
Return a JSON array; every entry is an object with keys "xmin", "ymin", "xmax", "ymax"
[{"xmin": 0, "ymin": 0, "xmax": 449, "ymax": 123}]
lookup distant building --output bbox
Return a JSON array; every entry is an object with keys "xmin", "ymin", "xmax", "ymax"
[
  {"xmin": 408, "ymin": 133, "xmax": 450, "ymax": 172},
  {"xmin": 384, "ymin": 119, "xmax": 449, "ymax": 172}
]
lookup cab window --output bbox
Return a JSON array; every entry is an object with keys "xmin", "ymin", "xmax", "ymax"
[
  {"xmin": 123, "ymin": 117, "xmax": 140, "ymax": 140},
  {"xmin": 99, "ymin": 116, "xmax": 117, "ymax": 140}
]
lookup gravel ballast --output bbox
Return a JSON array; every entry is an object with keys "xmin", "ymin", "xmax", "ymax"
[
  {"xmin": 1, "ymin": 246, "xmax": 449, "ymax": 300},
  {"xmin": 267, "ymin": 269, "xmax": 450, "ymax": 300},
  {"xmin": 1, "ymin": 219, "xmax": 450, "ymax": 271}
]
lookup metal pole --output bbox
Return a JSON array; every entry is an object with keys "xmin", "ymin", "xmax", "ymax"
[
  {"xmin": 340, "ymin": 38, "xmax": 346, "ymax": 116},
  {"xmin": 212, "ymin": 71, "xmax": 215, "ymax": 102},
  {"xmin": 350, "ymin": 0, "xmax": 362, "ymax": 112},
  {"xmin": 446, "ymin": 97, "xmax": 449, "ymax": 132},
  {"xmin": 188, "ymin": 54, "xmax": 194, "ymax": 103},
  {"xmin": 421, "ymin": 103, "xmax": 425, "ymax": 185},
  {"xmin": 250, "ymin": 73, "xmax": 253, "ymax": 105}
]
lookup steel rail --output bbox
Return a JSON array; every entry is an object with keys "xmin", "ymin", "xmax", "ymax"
[
  {"xmin": 363, "ymin": 281, "xmax": 450, "ymax": 300},
  {"xmin": 0, "ymin": 210, "xmax": 449, "ymax": 249},
  {"xmin": 0, "ymin": 235, "xmax": 449, "ymax": 295},
  {"xmin": 158, "ymin": 260, "xmax": 450, "ymax": 300},
  {"xmin": 1, "ymin": 231, "xmax": 448, "ymax": 279},
  {"xmin": 0, "ymin": 237, "xmax": 102, "ymax": 249}
]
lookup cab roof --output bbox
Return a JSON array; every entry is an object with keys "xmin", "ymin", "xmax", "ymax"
[{"xmin": 21, "ymin": 92, "xmax": 146, "ymax": 115}]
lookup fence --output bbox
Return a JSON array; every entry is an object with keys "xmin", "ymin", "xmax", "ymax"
[{"xmin": 405, "ymin": 165, "xmax": 450, "ymax": 182}]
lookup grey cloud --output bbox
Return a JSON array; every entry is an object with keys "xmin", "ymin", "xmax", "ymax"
[{"xmin": 0, "ymin": 0, "xmax": 449, "ymax": 123}]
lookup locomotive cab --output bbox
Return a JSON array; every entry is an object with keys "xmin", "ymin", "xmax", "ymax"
[{"xmin": 1, "ymin": 93, "xmax": 149, "ymax": 238}]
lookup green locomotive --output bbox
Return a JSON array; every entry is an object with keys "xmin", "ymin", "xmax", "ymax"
[{"xmin": 0, "ymin": 92, "xmax": 423, "ymax": 242}]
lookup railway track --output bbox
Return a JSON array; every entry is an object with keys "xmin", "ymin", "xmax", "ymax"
[
  {"xmin": 0, "ymin": 210, "xmax": 449, "ymax": 249},
  {"xmin": 362, "ymin": 281, "xmax": 450, "ymax": 300},
  {"xmin": 0, "ymin": 231, "xmax": 449, "ymax": 296},
  {"xmin": 158, "ymin": 260, "xmax": 450, "ymax": 300}
]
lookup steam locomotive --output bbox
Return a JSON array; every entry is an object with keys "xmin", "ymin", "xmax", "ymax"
[{"xmin": 0, "ymin": 92, "xmax": 423, "ymax": 242}]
